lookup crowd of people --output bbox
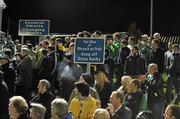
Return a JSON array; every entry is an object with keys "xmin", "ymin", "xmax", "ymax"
[{"xmin": 0, "ymin": 30, "xmax": 180, "ymax": 119}]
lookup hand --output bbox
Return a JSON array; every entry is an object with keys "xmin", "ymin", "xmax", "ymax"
[
  {"xmin": 139, "ymin": 75, "xmax": 146, "ymax": 82},
  {"xmin": 107, "ymin": 103, "xmax": 115, "ymax": 114},
  {"xmin": 15, "ymin": 55, "xmax": 21, "ymax": 62},
  {"xmin": 96, "ymin": 100, "xmax": 101, "ymax": 108}
]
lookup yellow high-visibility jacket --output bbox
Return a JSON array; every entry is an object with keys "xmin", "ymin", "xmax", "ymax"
[{"xmin": 69, "ymin": 96, "xmax": 97, "ymax": 119}]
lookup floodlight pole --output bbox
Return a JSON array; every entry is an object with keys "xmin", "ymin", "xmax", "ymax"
[
  {"xmin": 150, "ymin": 0, "xmax": 153, "ymax": 37},
  {"xmin": 0, "ymin": 0, "xmax": 6, "ymax": 31}
]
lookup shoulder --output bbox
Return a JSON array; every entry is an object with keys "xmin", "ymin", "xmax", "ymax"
[
  {"xmin": 90, "ymin": 87, "xmax": 97, "ymax": 93},
  {"xmin": 87, "ymin": 96, "xmax": 97, "ymax": 105},
  {"xmin": 43, "ymin": 91, "xmax": 55, "ymax": 100},
  {"xmin": 125, "ymin": 105, "xmax": 132, "ymax": 112},
  {"xmin": 70, "ymin": 97, "xmax": 80, "ymax": 105},
  {"xmin": 89, "ymin": 96, "xmax": 96, "ymax": 101},
  {"xmin": 117, "ymin": 105, "xmax": 131, "ymax": 114}
]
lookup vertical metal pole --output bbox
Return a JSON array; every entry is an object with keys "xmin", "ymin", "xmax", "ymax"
[
  {"xmin": 0, "ymin": 0, "xmax": 6, "ymax": 31},
  {"xmin": 150, "ymin": 0, "xmax": 153, "ymax": 37},
  {"xmin": 87, "ymin": 63, "xmax": 91, "ymax": 74},
  {"xmin": 6, "ymin": 17, "xmax": 10, "ymax": 36},
  {"xmin": 0, "ymin": 7, "xmax": 2, "ymax": 31},
  {"xmin": 21, "ymin": 36, "xmax": 24, "ymax": 44}
]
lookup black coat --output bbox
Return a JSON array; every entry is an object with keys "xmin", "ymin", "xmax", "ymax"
[
  {"xmin": 0, "ymin": 79, "xmax": 9, "ymax": 119},
  {"xmin": 30, "ymin": 91, "xmax": 55, "ymax": 119},
  {"xmin": 141, "ymin": 72, "xmax": 165, "ymax": 103},
  {"xmin": 96, "ymin": 82, "xmax": 112, "ymax": 108},
  {"xmin": 149, "ymin": 47, "xmax": 165, "ymax": 73},
  {"xmin": 2, "ymin": 63, "xmax": 16, "ymax": 97},
  {"xmin": 17, "ymin": 54, "xmax": 33, "ymax": 88},
  {"xmin": 117, "ymin": 47, "xmax": 131, "ymax": 66},
  {"xmin": 169, "ymin": 53, "xmax": 180, "ymax": 76},
  {"xmin": 124, "ymin": 54, "xmax": 145, "ymax": 76},
  {"xmin": 39, "ymin": 51, "xmax": 59, "ymax": 84},
  {"xmin": 18, "ymin": 113, "xmax": 30, "ymax": 119},
  {"xmin": 112, "ymin": 104, "xmax": 132, "ymax": 119},
  {"xmin": 124, "ymin": 91, "xmax": 143, "ymax": 119}
]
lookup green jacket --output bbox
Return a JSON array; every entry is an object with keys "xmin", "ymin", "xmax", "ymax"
[{"xmin": 106, "ymin": 40, "xmax": 120, "ymax": 59}]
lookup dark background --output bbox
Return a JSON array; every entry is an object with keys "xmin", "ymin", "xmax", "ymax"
[{"xmin": 2, "ymin": 0, "xmax": 180, "ymax": 39}]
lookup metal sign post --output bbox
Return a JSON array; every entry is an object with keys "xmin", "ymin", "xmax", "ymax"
[
  {"xmin": 21, "ymin": 36, "xmax": 24, "ymax": 44},
  {"xmin": 86, "ymin": 63, "xmax": 91, "ymax": 74},
  {"xmin": 150, "ymin": 0, "xmax": 153, "ymax": 37}
]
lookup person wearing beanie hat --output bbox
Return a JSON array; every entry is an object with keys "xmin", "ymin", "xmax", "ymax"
[
  {"xmin": 3, "ymin": 48, "xmax": 13, "ymax": 59},
  {"xmin": 69, "ymin": 81, "xmax": 97, "ymax": 119}
]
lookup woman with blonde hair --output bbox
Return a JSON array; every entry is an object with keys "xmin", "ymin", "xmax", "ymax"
[
  {"xmin": 118, "ymin": 75, "xmax": 132, "ymax": 95},
  {"xmin": 94, "ymin": 65, "xmax": 112, "ymax": 108}
]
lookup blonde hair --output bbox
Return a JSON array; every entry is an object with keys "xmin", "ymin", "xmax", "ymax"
[
  {"xmin": 10, "ymin": 96, "xmax": 28, "ymax": 115},
  {"xmin": 148, "ymin": 63, "xmax": 158, "ymax": 71},
  {"xmin": 94, "ymin": 71, "xmax": 109, "ymax": 90},
  {"xmin": 121, "ymin": 76, "xmax": 132, "ymax": 89}
]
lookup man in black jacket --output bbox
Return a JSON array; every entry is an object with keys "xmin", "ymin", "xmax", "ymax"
[
  {"xmin": 107, "ymin": 91, "xmax": 132, "ymax": 119},
  {"xmin": 0, "ymin": 71, "xmax": 9, "ymax": 119},
  {"xmin": 124, "ymin": 45, "xmax": 145, "ymax": 78},
  {"xmin": 141, "ymin": 63, "xmax": 165, "ymax": 119},
  {"xmin": 39, "ymin": 45, "xmax": 59, "ymax": 92},
  {"xmin": 0, "ymin": 56, "xmax": 16, "ymax": 97},
  {"xmin": 29, "ymin": 79, "xmax": 55, "ymax": 119},
  {"xmin": 124, "ymin": 79, "xmax": 143, "ymax": 119},
  {"xmin": 166, "ymin": 44, "xmax": 180, "ymax": 104},
  {"xmin": 149, "ymin": 39, "xmax": 165, "ymax": 74},
  {"xmin": 16, "ymin": 47, "xmax": 33, "ymax": 101},
  {"xmin": 115, "ymin": 39, "xmax": 130, "ymax": 88}
]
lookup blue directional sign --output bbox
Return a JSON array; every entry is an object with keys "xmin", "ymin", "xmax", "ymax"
[
  {"xmin": 74, "ymin": 38, "xmax": 105, "ymax": 64},
  {"xmin": 18, "ymin": 20, "xmax": 50, "ymax": 36}
]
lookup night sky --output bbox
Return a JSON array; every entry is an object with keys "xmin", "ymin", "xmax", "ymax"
[{"xmin": 2, "ymin": 0, "xmax": 180, "ymax": 38}]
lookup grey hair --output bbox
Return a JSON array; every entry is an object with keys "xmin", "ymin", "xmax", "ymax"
[
  {"xmin": 21, "ymin": 47, "xmax": 29, "ymax": 55},
  {"xmin": 93, "ymin": 108, "xmax": 110, "ymax": 119},
  {"xmin": 30, "ymin": 103, "xmax": 46, "ymax": 119},
  {"xmin": 39, "ymin": 79, "xmax": 51, "ymax": 90},
  {"xmin": 51, "ymin": 98, "xmax": 68, "ymax": 119}
]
